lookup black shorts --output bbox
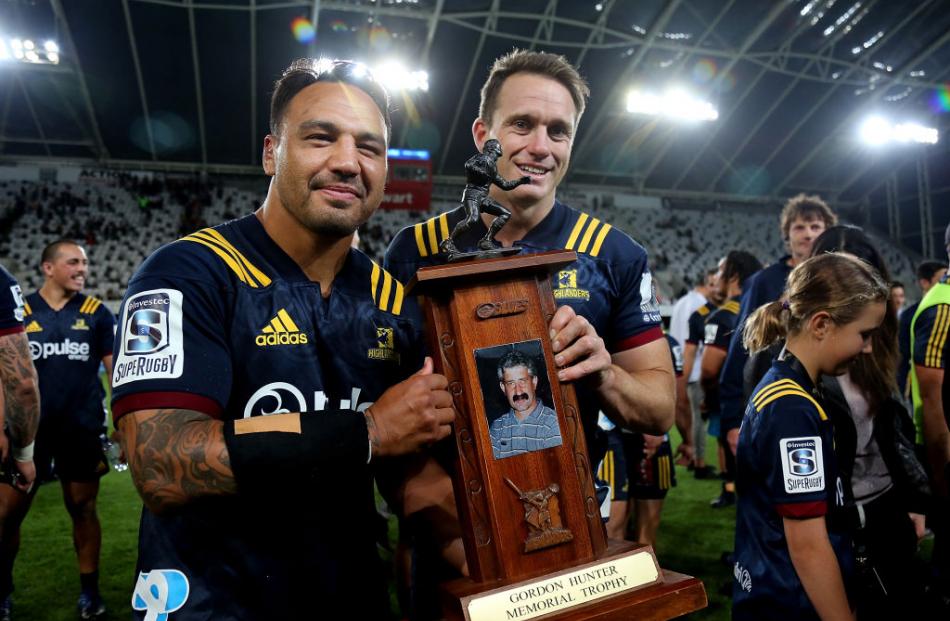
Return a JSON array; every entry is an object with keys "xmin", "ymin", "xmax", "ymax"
[
  {"xmin": 34, "ymin": 426, "xmax": 109, "ymax": 483},
  {"xmin": 598, "ymin": 430, "xmax": 676, "ymax": 501}
]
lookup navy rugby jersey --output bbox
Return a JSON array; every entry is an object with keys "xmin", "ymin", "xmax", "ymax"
[
  {"xmin": 0, "ymin": 265, "xmax": 25, "ymax": 336},
  {"xmin": 733, "ymin": 356, "xmax": 851, "ymax": 620},
  {"xmin": 24, "ymin": 291, "xmax": 114, "ymax": 432},
  {"xmin": 720, "ymin": 259, "xmax": 792, "ymax": 431},
  {"xmin": 112, "ymin": 214, "xmax": 422, "ymax": 620},
  {"xmin": 700, "ymin": 297, "xmax": 740, "ymax": 416},
  {"xmin": 685, "ymin": 301, "xmax": 717, "ymax": 345},
  {"xmin": 385, "ymin": 201, "xmax": 663, "ymax": 458}
]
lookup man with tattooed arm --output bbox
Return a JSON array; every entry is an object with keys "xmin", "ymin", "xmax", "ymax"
[
  {"xmin": 0, "ymin": 264, "xmax": 39, "ymax": 621},
  {"xmin": 111, "ymin": 60, "xmax": 456, "ymax": 620}
]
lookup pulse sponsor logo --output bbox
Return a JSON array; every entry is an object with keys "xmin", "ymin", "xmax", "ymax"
[
  {"xmin": 30, "ymin": 339, "xmax": 91, "ymax": 361},
  {"xmin": 255, "ymin": 309, "xmax": 308, "ymax": 347},
  {"xmin": 113, "ymin": 289, "xmax": 184, "ymax": 387},
  {"xmin": 553, "ymin": 269, "xmax": 590, "ymax": 301},
  {"xmin": 132, "ymin": 569, "xmax": 189, "ymax": 621},
  {"xmin": 780, "ymin": 437, "xmax": 824, "ymax": 494},
  {"xmin": 243, "ymin": 381, "xmax": 374, "ymax": 418}
]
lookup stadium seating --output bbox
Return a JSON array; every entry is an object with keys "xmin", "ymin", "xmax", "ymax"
[{"xmin": 0, "ymin": 176, "xmax": 918, "ymax": 311}]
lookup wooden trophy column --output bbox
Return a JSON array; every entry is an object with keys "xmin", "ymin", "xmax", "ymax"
[{"xmin": 411, "ymin": 250, "xmax": 706, "ymax": 621}]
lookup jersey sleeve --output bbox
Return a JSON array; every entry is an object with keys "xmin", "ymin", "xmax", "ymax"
[
  {"xmin": 383, "ymin": 227, "xmax": 421, "ymax": 285},
  {"xmin": 913, "ymin": 304, "xmax": 950, "ymax": 369},
  {"xmin": 608, "ymin": 247, "xmax": 663, "ymax": 352},
  {"xmin": 686, "ymin": 310, "xmax": 705, "ymax": 344},
  {"xmin": 111, "ymin": 242, "xmax": 234, "ymax": 422},
  {"xmin": 667, "ymin": 336, "xmax": 684, "ymax": 376},
  {"xmin": 704, "ymin": 312, "xmax": 735, "ymax": 350},
  {"xmin": 93, "ymin": 303, "xmax": 117, "ymax": 361},
  {"xmin": 0, "ymin": 268, "xmax": 25, "ymax": 336},
  {"xmin": 758, "ymin": 398, "xmax": 831, "ymax": 519}
]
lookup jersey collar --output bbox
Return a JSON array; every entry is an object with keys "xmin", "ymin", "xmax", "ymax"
[{"xmin": 775, "ymin": 348, "xmax": 819, "ymax": 396}]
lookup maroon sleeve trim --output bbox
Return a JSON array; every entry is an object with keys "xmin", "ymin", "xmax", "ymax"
[
  {"xmin": 612, "ymin": 326, "xmax": 664, "ymax": 353},
  {"xmin": 112, "ymin": 391, "xmax": 223, "ymax": 423},
  {"xmin": 0, "ymin": 325, "xmax": 24, "ymax": 337},
  {"xmin": 774, "ymin": 500, "xmax": 827, "ymax": 519}
]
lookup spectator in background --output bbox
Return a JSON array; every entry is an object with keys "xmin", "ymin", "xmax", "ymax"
[
  {"xmin": 891, "ymin": 281, "xmax": 906, "ymax": 316},
  {"xmin": 670, "ymin": 267, "xmax": 717, "ymax": 466},
  {"xmin": 898, "ymin": 260, "xmax": 948, "ymax": 399}
]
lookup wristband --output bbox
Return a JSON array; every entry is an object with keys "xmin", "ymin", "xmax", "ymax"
[
  {"xmin": 223, "ymin": 410, "xmax": 369, "ymax": 494},
  {"xmin": 13, "ymin": 441, "xmax": 34, "ymax": 463}
]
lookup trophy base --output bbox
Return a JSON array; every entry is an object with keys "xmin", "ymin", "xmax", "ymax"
[
  {"xmin": 440, "ymin": 540, "xmax": 706, "ymax": 621},
  {"xmin": 445, "ymin": 246, "xmax": 522, "ymax": 262}
]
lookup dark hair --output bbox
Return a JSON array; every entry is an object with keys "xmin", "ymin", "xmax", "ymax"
[
  {"xmin": 269, "ymin": 58, "xmax": 392, "ymax": 138},
  {"xmin": 479, "ymin": 49, "xmax": 589, "ymax": 128},
  {"xmin": 809, "ymin": 226, "xmax": 897, "ymax": 405},
  {"xmin": 40, "ymin": 239, "xmax": 81, "ymax": 265},
  {"xmin": 780, "ymin": 193, "xmax": 837, "ymax": 239},
  {"xmin": 721, "ymin": 251, "xmax": 762, "ymax": 289},
  {"xmin": 497, "ymin": 350, "xmax": 538, "ymax": 381},
  {"xmin": 890, "ymin": 281, "xmax": 904, "ymax": 290},
  {"xmin": 916, "ymin": 260, "xmax": 948, "ymax": 282}
]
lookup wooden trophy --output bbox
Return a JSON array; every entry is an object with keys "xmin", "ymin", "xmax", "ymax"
[{"xmin": 410, "ymin": 249, "xmax": 707, "ymax": 621}]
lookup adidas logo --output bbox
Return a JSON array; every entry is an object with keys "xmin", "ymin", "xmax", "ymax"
[
  {"xmin": 25, "ymin": 320, "xmax": 42, "ymax": 333},
  {"xmin": 255, "ymin": 309, "xmax": 309, "ymax": 347}
]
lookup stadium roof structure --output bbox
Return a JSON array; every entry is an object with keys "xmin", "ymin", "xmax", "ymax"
[{"xmin": 1, "ymin": 1, "xmax": 949, "ymax": 213}]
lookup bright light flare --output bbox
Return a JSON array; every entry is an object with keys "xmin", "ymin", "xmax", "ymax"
[
  {"xmin": 626, "ymin": 88, "xmax": 718, "ymax": 121},
  {"xmin": 860, "ymin": 115, "xmax": 938, "ymax": 145},
  {"xmin": 374, "ymin": 61, "xmax": 428, "ymax": 92}
]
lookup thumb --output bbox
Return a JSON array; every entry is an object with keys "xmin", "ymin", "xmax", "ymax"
[{"xmin": 413, "ymin": 356, "xmax": 434, "ymax": 377}]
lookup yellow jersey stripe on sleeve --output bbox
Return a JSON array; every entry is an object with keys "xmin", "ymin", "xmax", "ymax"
[
  {"xmin": 391, "ymin": 281, "xmax": 405, "ymax": 316},
  {"xmin": 79, "ymin": 298, "xmax": 91, "ymax": 314},
  {"xmin": 577, "ymin": 218, "xmax": 602, "ymax": 254},
  {"xmin": 414, "ymin": 223, "xmax": 428, "ymax": 258},
  {"xmin": 379, "ymin": 271, "xmax": 393, "ymax": 313},
  {"xmin": 927, "ymin": 304, "xmax": 950, "ymax": 367},
  {"xmin": 755, "ymin": 389, "xmax": 828, "ymax": 421},
  {"xmin": 197, "ymin": 229, "xmax": 272, "ymax": 287},
  {"xmin": 371, "ymin": 263, "xmax": 381, "ymax": 305},
  {"xmin": 188, "ymin": 231, "xmax": 257, "ymax": 287},
  {"xmin": 182, "ymin": 236, "xmax": 251, "ymax": 286},
  {"xmin": 23, "ymin": 302, "xmax": 31, "ymax": 316},
  {"xmin": 438, "ymin": 212, "xmax": 450, "ymax": 243},
  {"xmin": 565, "ymin": 213, "xmax": 588, "ymax": 251},
  {"xmin": 698, "ymin": 306, "xmax": 710, "ymax": 316},
  {"xmin": 426, "ymin": 217, "xmax": 439, "ymax": 256},
  {"xmin": 752, "ymin": 379, "xmax": 801, "ymax": 408},
  {"xmin": 590, "ymin": 223, "xmax": 612, "ymax": 257}
]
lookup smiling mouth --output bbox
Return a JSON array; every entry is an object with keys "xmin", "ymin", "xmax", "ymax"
[{"xmin": 516, "ymin": 164, "xmax": 548, "ymax": 177}]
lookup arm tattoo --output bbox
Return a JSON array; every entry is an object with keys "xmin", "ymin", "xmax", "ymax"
[
  {"xmin": 0, "ymin": 333, "xmax": 40, "ymax": 446},
  {"xmin": 119, "ymin": 408, "xmax": 236, "ymax": 514},
  {"xmin": 364, "ymin": 407, "xmax": 381, "ymax": 454}
]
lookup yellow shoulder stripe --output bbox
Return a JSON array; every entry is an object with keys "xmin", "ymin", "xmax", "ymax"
[
  {"xmin": 181, "ymin": 228, "xmax": 272, "ymax": 288},
  {"xmin": 752, "ymin": 379, "xmax": 801, "ymax": 408},
  {"xmin": 23, "ymin": 302, "xmax": 31, "ymax": 316},
  {"xmin": 755, "ymin": 389, "xmax": 828, "ymax": 421},
  {"xmin": 926, "ymin": 304, "xmax": 950, "ymax": 367},
  {"xmin": 723, "ymin": 301, "xmax": 741, "ymax": 314},
  {"xmin": 80, "ymin": 297, "xmax": 102, "ymax": 314},
  {"xmin": 565, "ymin": 213, "xmax": 612, "ymax": 257},
  {"xmin": 698, "ymin": 305, "xmax": 710, "ymax": 316},
  {"xmin": 370, "ymin": 262, "xmax": 405, "ymax": 315},
  {"xmin": 413, "ymin": 213, "xmax": 451, "ymax": 258}
]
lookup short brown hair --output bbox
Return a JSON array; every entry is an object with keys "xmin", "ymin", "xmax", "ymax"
[
  {"xmin": 779, "ymin": 194, "xmax": 837, "ymax": 239},
  {"xmin": 40, "ymin": 239, "xmax": 81, "ymax": 265},
  {"xmin": 478, "ymin": 49, "xmax": 590, "ymax": 128}
]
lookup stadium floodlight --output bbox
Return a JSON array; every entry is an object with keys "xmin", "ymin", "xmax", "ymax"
[
  {"xmin": 859, "ymin": 115, "xmax": 938, "ymax": 145},
  {"xmin": 373, "ymin": 60, "xmax": 429, "ymax": 92},
  {"xmin": 44, "ymin": 40, "xmax": 58, "ymax": 53},
  {"xmin": 3, "ymin": 36, "xmax": 60, "ymax": 64},
  {"xmin": 0, "ymin": 39, "xmax": 9, "ymax": 61},
  {"xmin": 626, "ymin": 88, "xmax": 718, "ymax": 122}
]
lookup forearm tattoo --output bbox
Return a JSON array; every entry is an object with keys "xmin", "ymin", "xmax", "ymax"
[
  {"xmin": 120, "ymin": 409, "xmax": 236, "ymax": 513},
  {"xmin": 0, "ymin": 333, "xmax": 40, "ymax": 446}
]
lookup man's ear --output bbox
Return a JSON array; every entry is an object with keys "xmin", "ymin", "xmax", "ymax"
[
  {"xmin": 531, "ymin": 375, "xmax": 539, "ymax": 390},
  {"xmin": 472, "ymin": 118, "xmax": 490, "ymax": 152},
  {"xmin": 262, "ymin": 134, "xmax": 278, "ymax": 177},
  {"xmin": 499, "ymin": 381, "xmax": 506, "ymax": 395}
]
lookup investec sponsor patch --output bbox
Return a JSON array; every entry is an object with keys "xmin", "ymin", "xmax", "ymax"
[
  {"xmin": 780, "ymin": 436, "xmax": 824, "ymax": 494},
  {"xmin": 466, "ymin": 550, "xmax": 659, "ymax": 621},
  {"xmin": 113, "ymin": 289, "xmax": 184, "ymax": 387}
]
